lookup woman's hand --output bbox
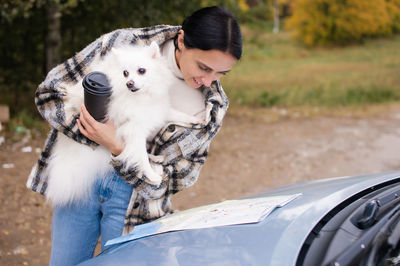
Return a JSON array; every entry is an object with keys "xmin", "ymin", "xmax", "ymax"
[{"xmin": 77, "ymin": 105, "xmax": 124, "ymax": 156}]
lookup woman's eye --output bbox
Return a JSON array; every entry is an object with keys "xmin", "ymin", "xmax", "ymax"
[
  {"xmin": 138, "ymin": 68, "xmax": 146, "ymax": 75},
  {"xmin": 123, "ymin": 70, "xmax": 129, "ymax": 77},
  {"xmin": 199, "ymin": 65, "xmax": 211, "ymax": 72}
]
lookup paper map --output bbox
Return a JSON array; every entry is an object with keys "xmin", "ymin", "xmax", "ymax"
[{"xmin": 106, "ymin": 193, "xmax": 301, "ymax": 246}]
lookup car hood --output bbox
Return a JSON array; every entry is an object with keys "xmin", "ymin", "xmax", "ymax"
[{"xmin": 79, "ymin": 172, "xmax": 400, "ymax": 266}]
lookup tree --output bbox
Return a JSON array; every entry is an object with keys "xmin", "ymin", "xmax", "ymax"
[
  {"xmin": 45, "ymin": 0, "xmax": 62, "ymax": 72},
  {"xmin": 286, "ymin": 0, "xmax": 393, "ymax": 46},
  {"xmin": 0, "ymin": 0, "xmax": 204, "ymax": 118},
  {"xmin": 273, "ymin": 0, "xmax": 279, "ymax": 33}
]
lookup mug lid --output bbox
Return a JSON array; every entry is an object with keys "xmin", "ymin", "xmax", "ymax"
[{"xmin": 82, "ymin": 71, "xmax": 112, "ymax": 93}]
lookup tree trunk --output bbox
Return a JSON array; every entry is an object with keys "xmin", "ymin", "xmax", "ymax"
[
  {"xmin": 45, "ymin": 0, "xmax": 62, "ymax": 72},
  {"xmin": 273, "ymin": 0, "xmax": 279, "ymax": 34}
]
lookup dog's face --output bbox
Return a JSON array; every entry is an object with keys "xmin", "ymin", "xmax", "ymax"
[
  {"xmin": 106, "ymin": 42, "xmax": 169, "ymax": 96},
  {"xmin": 122, "ymin": 67, "xmax": 146, "ymax": 92}
]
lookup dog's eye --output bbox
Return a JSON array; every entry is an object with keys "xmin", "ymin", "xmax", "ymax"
[
  {"xmin": 123, "ymin": 70, "xmax": 129, "ymax": 77},
  {"xmin": 138, "ymin": 68, "xmax": 146, "ymax": 75}
]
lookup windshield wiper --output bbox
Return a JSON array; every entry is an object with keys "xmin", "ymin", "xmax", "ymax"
[
  {"xmin": 328, "ymin": 204, "xmax": 400, "ymax": 266},
  {"xmin": 369, "ymin": 216, "xmax": 400, "ymax": 266},
  {"xmin": 354, "ymin": 187, "xmax": 400, "ymax": 230},
  {"xmin": 298, "ymin": 181, "xmax": 400, "ymax": 266}
]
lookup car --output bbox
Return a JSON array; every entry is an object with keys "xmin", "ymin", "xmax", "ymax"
[{"xmin": 78, "ymin": 172, "xmax": 400, "ymax": 266}]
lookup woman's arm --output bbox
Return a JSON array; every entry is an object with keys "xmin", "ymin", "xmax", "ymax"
[
  {"xmin": 110, "ymin": 126, "xmax": 215, "ymax": 200},
  {"xmin": 35, "ymin": 26, "xmax": 180, "ymax": 146},
  {"xmin": 35, "ymin": 33, "xmax": 105, "ymax": 147},
  {"xmin": 111, "ymin": 81, "xmax": 229, "ymax": 200},
  {"xmin": 77, "ymin": 99, "xmax": 219, "ymax": 200}
]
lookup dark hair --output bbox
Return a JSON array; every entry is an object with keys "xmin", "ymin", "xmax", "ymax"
[{"xmin": 177, "ymin": 6, "xmax": 242, "ymax": 60}]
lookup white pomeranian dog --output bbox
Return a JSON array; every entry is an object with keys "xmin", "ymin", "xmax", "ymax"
[{"xmin": 44, "ymin": 41, "xmax": 201, "ymax": 206}]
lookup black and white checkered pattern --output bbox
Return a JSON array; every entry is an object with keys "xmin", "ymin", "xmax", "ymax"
[{"xmin": 27, "ymin": 25, "xmax": 229, "ymax": 234}]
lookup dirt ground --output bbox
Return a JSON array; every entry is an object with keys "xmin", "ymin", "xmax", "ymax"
[{"xmin": 2, "ymin": 104, "xmax": 400, "ymax": 265}]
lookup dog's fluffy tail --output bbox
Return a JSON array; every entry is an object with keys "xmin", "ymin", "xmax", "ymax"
[{"xmin": 45, "ymin": 134, "xmax": 112, "ymax": 206}]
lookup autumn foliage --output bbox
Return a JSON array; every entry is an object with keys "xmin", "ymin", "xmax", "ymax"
[{"xmin": 286, "ymin": 0, "xmax": 400, "ymax": 46}]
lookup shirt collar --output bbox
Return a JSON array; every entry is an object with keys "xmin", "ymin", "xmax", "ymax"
[{"xmin": 161, "ymin": 39, "xmax": 184, "ymax": 80}]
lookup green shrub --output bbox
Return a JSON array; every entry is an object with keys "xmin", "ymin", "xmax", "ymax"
[
  {"xmin": 237, "ymin": 3, "xmax": 273, "ymax": 24},
  {"xmin": 258, "ymin": 91, "xmax": 283, "ymax": 107}
]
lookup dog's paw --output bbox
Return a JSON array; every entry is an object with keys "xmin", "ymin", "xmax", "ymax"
[
  {"xmin": 148, "ymin": 154, "xmax": 165, "ymax": 163},
  {"xmin": 145, "ymin": 171, "xmax": 163, "ymax": 186},
  {"xmin": 191, "ymin": 116, "xmax": 205, "ymax": 125}
]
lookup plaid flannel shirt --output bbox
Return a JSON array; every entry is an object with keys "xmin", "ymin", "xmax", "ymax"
[{"xmin": 26, "ymin": 25, "xmax": 229, "ymax": 234}]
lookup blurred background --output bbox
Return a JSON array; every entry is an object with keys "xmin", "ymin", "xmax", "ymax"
[
  {"xmin": 1, "ymin": 0, "xmax": 400, "ymax": 127},
  {"xmin": 1, "ymin": 0, "xmax": 400, "ymax": 265}
]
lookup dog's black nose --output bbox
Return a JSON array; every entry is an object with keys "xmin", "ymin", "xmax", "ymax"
[{"xmin": 126, "ymin": 80, "xmax": 134, "ymax": 89}]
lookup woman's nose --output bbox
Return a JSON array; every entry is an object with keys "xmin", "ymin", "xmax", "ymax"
[{"xmin": 201, "ymin": 75, "xmax": 214, "ymax": 87}]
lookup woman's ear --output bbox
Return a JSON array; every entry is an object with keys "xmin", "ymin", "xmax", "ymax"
[{"xmin": 177, "ymin": 29, "xmax": 185, "ymax": 51}]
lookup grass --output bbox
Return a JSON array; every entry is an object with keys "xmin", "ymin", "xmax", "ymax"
[{"xmin": 221, "ymin": 23, "xmax": 400, "ymax": 108}]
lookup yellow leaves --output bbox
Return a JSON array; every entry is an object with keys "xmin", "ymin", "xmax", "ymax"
[
  {"xmin": 238, "ymin": 0, "xmax": 249, "ymax": 12},
  {"xmin": 286, "ymin": 0, "xmax": 398, "ymax": 46}
]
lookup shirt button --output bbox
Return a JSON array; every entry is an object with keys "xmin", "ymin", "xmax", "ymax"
[{"xmin": 167, "ymin": 125, "xmax": 175, "ymax": 132}]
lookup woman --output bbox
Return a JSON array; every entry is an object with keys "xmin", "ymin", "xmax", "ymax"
[{"xmin": 27, "ymin": 6, "xmax": 242, "ymax": 266}]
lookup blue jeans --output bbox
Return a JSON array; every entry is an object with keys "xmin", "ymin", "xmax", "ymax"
[{"xmin": 49, "ymin": 171, "xmax": 133, "ymax": 266}]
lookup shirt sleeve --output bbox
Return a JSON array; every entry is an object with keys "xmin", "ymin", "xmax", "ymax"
[
  {"xmin": 35, "ymin": 32, "xmax": 106, "ymax": 147},
  {"xmin": 34, "ymin": 26, "xmax": 180, "ymax": 147},
  {"xmin": 111, "ymin": 124, "xmax": 220, "ymax": 200},
  {"xmin": 111, "ymin": 81, "xmax": 229, "ymax": 200}
]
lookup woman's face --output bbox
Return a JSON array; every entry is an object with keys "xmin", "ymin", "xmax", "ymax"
[{"xmin": 175, "ymin": 30, "xmax": 237, "ymax": 89}]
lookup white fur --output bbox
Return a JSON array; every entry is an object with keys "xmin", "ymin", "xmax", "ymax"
[{"xmin": 45, "ymin": 42, "xmax": 202, "ymax": 206}]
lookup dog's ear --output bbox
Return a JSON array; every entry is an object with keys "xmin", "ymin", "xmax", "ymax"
[{"xmin": 149, "ymin": 41, "xmax": 161, "ymax": 59}]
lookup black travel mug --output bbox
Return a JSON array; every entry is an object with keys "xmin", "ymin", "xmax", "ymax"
[{"xmin": 82, "ymin": 71, "xmax": 112, "ymax": 122}]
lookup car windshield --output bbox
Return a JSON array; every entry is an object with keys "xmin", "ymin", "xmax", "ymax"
[{"xmin": 297, "ymin": 180, "xmax": 400, "ymax": 266}]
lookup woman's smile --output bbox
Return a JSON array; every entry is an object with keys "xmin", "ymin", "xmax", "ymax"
[{"xmin": 175, "ymin": 30, "xmax": 237, "ymax": 89}]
